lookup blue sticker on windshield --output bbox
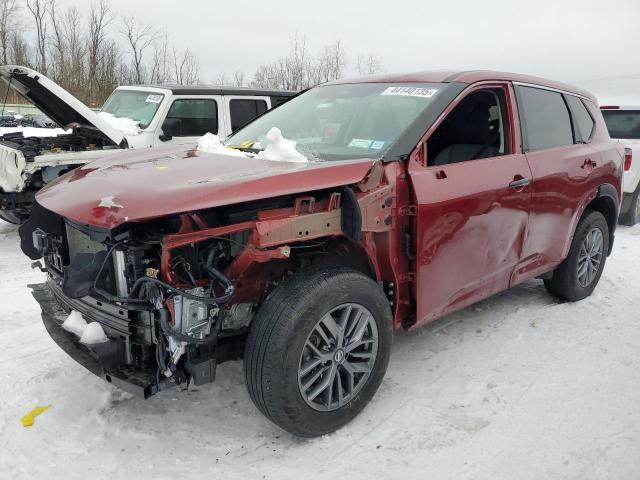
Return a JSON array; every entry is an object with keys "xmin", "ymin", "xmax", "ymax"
[
  {"xmin": 370, "ymin": 140, "xmax": 385, "ymax": 150},
  {"xmin": 349, "ymin": 138, "xmax": 373, "ymax": 148}
]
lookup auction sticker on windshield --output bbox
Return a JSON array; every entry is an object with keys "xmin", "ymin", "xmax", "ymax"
[
  {"xmin": 381, "ymin": 87, "xmax": 438, "ymax": 98},
  {"xmin": 145, "ymin": 94, "xmax": 163, "ymax": 104}
]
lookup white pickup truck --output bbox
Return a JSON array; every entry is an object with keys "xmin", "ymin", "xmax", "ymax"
[
  {"xmin": 0, "ymin": 65, "xmax": 294, "ymax": 223},
  {"xmin": 601, "ymin": 105, "xmax": 640, "ymax": 225}
]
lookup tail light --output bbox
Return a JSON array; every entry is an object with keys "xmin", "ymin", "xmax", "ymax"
[
  {"xmin": 600, "ymin": 105, "xmax": 620, "ymax": 110},
  {"xmin": 624, "ymin": 148, "xmax": 632, "ymax": 171}
]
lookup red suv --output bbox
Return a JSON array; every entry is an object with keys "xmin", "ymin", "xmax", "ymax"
[{"xmin": 21, "ymin": 71, "xmax": 623, "ymax": 437}]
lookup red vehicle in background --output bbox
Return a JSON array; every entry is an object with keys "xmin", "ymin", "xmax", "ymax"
[{"xmin": 21, "ymin": 70, "xmax": 623, "ymax": 437}]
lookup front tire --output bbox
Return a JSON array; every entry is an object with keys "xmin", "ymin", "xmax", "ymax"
[
  {"xmin": 244, "ymin": 266, "xmax": 393, "ymax": 437},
  {"xmin": 544, "ymin": 210, "xmax": 609, "ymax": 301}
]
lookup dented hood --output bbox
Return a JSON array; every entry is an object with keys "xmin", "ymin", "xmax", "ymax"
[
  {"xmin": 36, "ymin": 144, "xmax": 376, "ymax": 229},
  {"xmin": 0, "ymin": 65, "xmax": 124, "ymax": 145}
]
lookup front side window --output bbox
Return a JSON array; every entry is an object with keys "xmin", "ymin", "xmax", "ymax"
[
  {"xmin": 230, "ymin": 99, "xmax": 268, "ymax": 132},
  {"xmin": 227, "ymin": 83, "xmax": 445, "ymax": 161},
  {"xmin": 601, "ymin": 110, "xmax": 640, "ymax": 139},
  {"xmin": 101, "ymin": 90, "xmax": 165, "ymax": 129},
  {"xmin": 566, "ymin": 95, "xmax": 595, "ymax": 142},
  {"xmin": 427, "ymin": 88, "xmax": 509, "ymax": 166},
  {"xmin": 516, "ymin": 86, "xmax": 573, "ymax": 151},
  {"xmin": 166, "ymin": 99, "xmax": 218, "ymax": 136}
]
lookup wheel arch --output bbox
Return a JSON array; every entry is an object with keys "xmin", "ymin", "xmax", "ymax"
[
  {"xmin": 587, "ymin": 183, "xmax": 619, "ymax": 255},
  {"xmin": 308, "ymin": 237, "xmax": 379, "ymax": 281}
]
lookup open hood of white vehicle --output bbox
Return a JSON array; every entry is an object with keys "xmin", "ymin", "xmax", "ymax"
[{"xmin": 0, "ymin": 65, "xmax": 125, "ymax": 146}]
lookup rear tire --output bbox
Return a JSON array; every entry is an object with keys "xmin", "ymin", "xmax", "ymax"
[
  {"xmin": 544, "ymin": 210, "xmax": 609, "ymax": 301},
  {"xmin": 244, "ymin": 266, "xmax": 392, "ymax": 437},
  {"xmin": 619, "ymin": 186, "xmax": 640, "ymax": 226}
]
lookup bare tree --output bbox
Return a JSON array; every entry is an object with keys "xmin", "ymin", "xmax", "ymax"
[
  {"xmin": 310, "ymin": 40, "xmax": 347, "ymax": 85},
  {"xmin": 214, "ymin": 72, "xmax": 228, "ymax": 85},
  {"xmin": 0, "ymin": 0, "xmax": 20, "ymax": 64},
  {"xmin": 172, "ymin": 47, "xmax": 199, "ymax": 85},
  {"xmin": 356, "ymin": 52, "xmax": 384, "ymax": 75},
  {"xmin": 63, "ymin": 6, "xmax": 86, "ymax": 99},
  {"xmin": 120, "ymin": 16, "xmax": 157, "ymax": 85},
  {"xmin": 26, "ymin": 0, "xmax": 48, "ymax": 73},
  {"xmin": 48, "ymin": 0, "xmax": 66, "ymax": 82},
  {"xmin": 9, "ymin": 31, "xmax": 29, "ymax": 66},
  {"xmin": 149, "ymin": 31, "xmax": 171, "ymax": 84},
  {"xmin": 232, "ymin": 70, "xmax": 245, "ymax": 87},
  {"xmin": 87, "ymin": 0, "xmax": 111, "ymax": 104}
]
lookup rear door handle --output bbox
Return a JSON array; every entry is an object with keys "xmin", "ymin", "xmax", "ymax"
[{"xmin": 508, "ymin": 177, "xmax": 531, "ymax": 189}]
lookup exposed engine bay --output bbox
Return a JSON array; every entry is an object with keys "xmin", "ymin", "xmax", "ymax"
[
  {"xmin": 0, "ymin": 126, "xmax": 116, "ymax": 162},
  {"xmin": 0, "ymin": 128, "xmax": 121, "ymax": 219},
  {"xmin": 21, "ymin": 172, "xmax": 399, "ymax": 398}
]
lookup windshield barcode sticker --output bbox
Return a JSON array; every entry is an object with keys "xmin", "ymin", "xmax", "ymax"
[
  {"xmin": 381, "ymin": 87, "xmax": 438, "ymax": 98},
  {"xmin": 145, "ymin": 94, "xmax": 163, "ymax": 104}
]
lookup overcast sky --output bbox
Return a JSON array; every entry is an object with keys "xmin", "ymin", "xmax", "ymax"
[{"xmin": 62, "ymin": 0, "xmax": 640, "ymax": 102}]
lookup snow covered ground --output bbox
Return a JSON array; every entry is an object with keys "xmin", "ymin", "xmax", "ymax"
[{"xmin": 0, "ymin": 219, "xmax": 638, "ymax": 480}]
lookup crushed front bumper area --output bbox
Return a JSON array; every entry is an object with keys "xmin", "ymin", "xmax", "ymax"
[{"xmin": 29, "ymin": 280, "xmax": 175, "ymax": 399}]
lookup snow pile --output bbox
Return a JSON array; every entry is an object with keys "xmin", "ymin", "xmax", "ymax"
[
  {"xmin": 61, "ymin": 310, "xmax": 108, "ymax": 344},
  {"xmin": 61, "ymin": 310, "xmax": 87, "ymax": 336},
  {"xmin": 197, "ymin": 133, "xmax": 247, "ymax": 157},
  {"xmin": 256, "ymin": 127, "xmax": 308, "ymax": 163},
  {"xmin": 0, "ymin": 127, "xmax": 70, "ymax": 138},
  {"xmin": 97, "ymin": 112, "xmax": 141, "ymax": 136},
  {"xmin": 80, "ymin": 322, "xmax": 108, "ymax": 345},
  {"xmin": 98, "ymin": 196, "xmax": 123, "ymax": 209}
]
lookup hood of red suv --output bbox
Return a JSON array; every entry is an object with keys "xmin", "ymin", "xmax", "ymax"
[{"xmin": 36, "ymin": 144, "xmax": 376, "ymax": 229}]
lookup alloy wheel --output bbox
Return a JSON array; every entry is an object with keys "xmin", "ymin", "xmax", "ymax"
[
  {"xmin": 298, "ymin": 303, "xmax": 379, "ymax": 412},
  {"xmin": 577, "ymin": 227, "xmax": 604, "ymax": 287}
]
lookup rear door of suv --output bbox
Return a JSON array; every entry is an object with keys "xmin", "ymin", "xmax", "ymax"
[{"xmin": 513, "ymin": 84, "xmax": 601, "ymax": 282}]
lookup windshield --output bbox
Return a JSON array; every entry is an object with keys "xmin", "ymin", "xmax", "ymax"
[
  {"xmin": 601, "ymin": 110, "xmax": 640, "ymax": 139},
  {"xmin": 101, "ymin": 90, "xmax": 164, "ymax": 129},
  {"xmin": 227, "ymin": 83, "xmax": 444, "ymax": 161}
]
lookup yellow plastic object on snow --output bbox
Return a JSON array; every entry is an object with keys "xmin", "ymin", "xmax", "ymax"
[{"xmin": 21, "ymin": 405, "xmax": 51, "ymax": 427}]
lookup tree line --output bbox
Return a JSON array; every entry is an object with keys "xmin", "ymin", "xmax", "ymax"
[{"xmin": 0, "ymin": 0, "xmax": 383, "ymax": 108}]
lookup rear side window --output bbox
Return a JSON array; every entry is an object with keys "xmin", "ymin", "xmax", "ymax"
[
  {"xmin": 601, "ymin": 110, "xmax": 640, "ymax": 139},
  {"xmin": 516, "ymin": 86, "xmax": 573, "ymax": 151},
  {"xmin": 566, "ymin": 95, "xmax": 595, "ymax": 142},
  {"xmin": 166, "ymin": 99, "xmax": 218, "ymax": 136},
  {"xmin": 229, "ymin": 99, "xmax": 268, "ymax": 132}
]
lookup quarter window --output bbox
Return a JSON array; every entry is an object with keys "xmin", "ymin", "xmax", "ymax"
[
  {"xmin": 166, "ymin": 99, "xmax": 218, "ymax": 136},
  {"xmin": 566, "ymin": 95, "xmax": 595, "ymax": 142},
  {"xmin": 516, "ymin": 86, "xmax": 573, "ymax": 151},
  {"xmin": 230, "ymin": 99, "xmax": 268, "ymax": 132}
]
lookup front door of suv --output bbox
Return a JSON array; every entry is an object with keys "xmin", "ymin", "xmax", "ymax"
[{"xmin": 408, "ymin": 84, "xmax": 532, "ymax": 326}]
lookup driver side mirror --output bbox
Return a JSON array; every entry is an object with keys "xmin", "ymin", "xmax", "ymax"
[{"xmin": 159, "ymin": 118, "xmax": 181, "ymax": 141}]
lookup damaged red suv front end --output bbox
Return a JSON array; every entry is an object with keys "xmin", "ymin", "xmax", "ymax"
[{"xmin": 22, "ymin": 147, "xmax": 399, "ymax": 394}]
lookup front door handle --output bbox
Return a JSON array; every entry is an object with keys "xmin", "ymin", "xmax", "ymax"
[{"xmin": 508, "ymin": 177, "xmax": 531, "ymax": 189}]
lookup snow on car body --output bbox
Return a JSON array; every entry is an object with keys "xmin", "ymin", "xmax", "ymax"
[
  {"xmin": 20, "ymin": 70, "xmax": 623, "ymax": 437},
  {"xmin": 0, "ymin": 65, "xmax": 293, "ymax": 223},
  {"xmin": 600, "ymin": 105, "xmax": 640, "ymax": 225}
]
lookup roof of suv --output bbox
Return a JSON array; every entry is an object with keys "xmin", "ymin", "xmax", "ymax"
[
  {"xmin": 327, "ymin": 70, "xmax": 596, "ymax": 102},
  {"xmin": 138, "ymin": 85, "xmax": 297, "ymax": 97}
]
